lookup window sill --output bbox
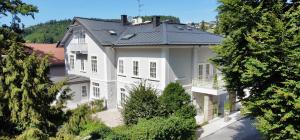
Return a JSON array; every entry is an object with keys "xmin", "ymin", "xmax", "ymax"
[
  {"xmin": 131, "ymin": 76, "xmax": 142, "ymax": 79},
  {"xmin": 118, "ymin": 74, "xmax": 126, "ymax": 77},
  {"xmin": 148, "ymin": 78, "xmax": 160, "ymax": 82},
  {"xmin": 80, "ymin": 71, "xmax": 86, "ymax": 73}
]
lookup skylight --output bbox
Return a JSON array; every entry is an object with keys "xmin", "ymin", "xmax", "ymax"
[
  {"xmin": 108, "ymin": 30, "xmax": 117, "ymax": 35},
  {"xmin": 121, "ymin": 34, "xmax": 136, "ymax": 40}
]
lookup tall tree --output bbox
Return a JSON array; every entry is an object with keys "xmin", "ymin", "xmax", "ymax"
[
  {"xmin": 213, "ymin": 0, "xmax": 300, "ymax": 139},
  {"xmin": 0, "ymin": 0, "xmax": 69, "ymax": 136},
  {"xmin": 200, "ymin": 20, "xmax": 207, "ymax": 31}
]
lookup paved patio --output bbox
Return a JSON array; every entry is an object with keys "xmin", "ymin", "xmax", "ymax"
[
  {"xmin": 196, "ymin": 111, "xmax": 242, "ymax": 139},
  {"xmin": 93, "ymin": 109, "xmax": 124, "ymax": 127}
]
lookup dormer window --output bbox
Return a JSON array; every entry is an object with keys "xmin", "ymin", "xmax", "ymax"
[
  {"xmin": 108, "ymin": 30, "xmax": 117, "ymax": 35},
  {"xmin": 121, "ymin": 34, "xmax": 136, "ymax": 40}
]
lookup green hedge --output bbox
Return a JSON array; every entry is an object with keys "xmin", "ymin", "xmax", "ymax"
[{"xmin": 114, "ymin": 116, "xmax": 196, "ymax": 140}]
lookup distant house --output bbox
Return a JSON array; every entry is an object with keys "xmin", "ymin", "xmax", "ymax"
[
  {"xmin": 58, "ymin": 15, "xmax": 229, "ymax": 123},
  {"xmin": 26, "ymin": 43, "xmax": 66, "ymax": 82}
]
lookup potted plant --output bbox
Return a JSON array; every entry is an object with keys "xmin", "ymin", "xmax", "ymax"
[{"xmin": 224, "ymin": 101, "xmax": 231, "ymax": 122}]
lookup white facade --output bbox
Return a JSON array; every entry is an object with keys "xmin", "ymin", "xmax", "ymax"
[{"xmin": 64, "ymin": 28, "xmax": 228, "ymax": 121}]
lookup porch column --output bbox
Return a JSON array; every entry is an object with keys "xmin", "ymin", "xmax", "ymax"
[{"xmin": 204, "ymin": 95, "xmax": 214, "ymax": 121}]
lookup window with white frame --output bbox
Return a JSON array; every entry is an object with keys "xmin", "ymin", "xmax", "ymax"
[
  {"xmin": 150, "ymin": 61, "xmax": 157, "ymax": 79},
  {"xmin": 205, "ymin": 64, "xmax": 210, "ymax": 80},
  {"xmin": 82, "ymin": 86, "xmax": 87, "ymax": 97},
  {"xmin": 133, "ymin": 61, "xmax": 139, "ymax": 76},
  {"xmin": 118, "ymin": 59, "xmax": 124, "ymax": 74},
  {"xmin": 81, "ymin": 59, "xmax": 85, "ymax": 71},
  {"xmin": 120, "ymin": 88, "xmax": 127, "ymax": 106},
  {"xmin": 92, "ymin": 82, "xmax": 100, "ymax": 98},
  {"xmin": 73, "ymin": 31, "xmax": 85, "ymax": 44},
  {"xmin": 91, "ymin": 56, "xmax": 97, "ymax": 73},
  {"xmin": 78, "ymin": 32, "xmax": 85, "ymax": 44},
  {"xmin": 70, "ymin": 55, "xmax": 75, "ymax": 69},
  {"xmin": 198, "ymin": 64, "xmax": 203, "ymax": 80}
]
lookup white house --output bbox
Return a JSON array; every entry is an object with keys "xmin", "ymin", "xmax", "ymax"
[{"xmin": 58, "ymin": 15, "xmax": 226, "ymax": 122}]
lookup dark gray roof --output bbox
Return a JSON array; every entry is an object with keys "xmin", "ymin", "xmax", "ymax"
[
  {"xmin": 60, "ymin": 17, "xmax": 222, "ymax": 47},
  {"xmin": 67, "ymin": 74, "xmax": 90, "ymax": 84}
]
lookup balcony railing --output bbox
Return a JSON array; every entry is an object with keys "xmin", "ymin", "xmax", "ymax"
[
  {"xmin": 70, "ymin": 43, "xmax": 88, "ymax": 54},
  {"xmin": 192, "ymin": 75, "xmax": 225, "ymax": 90}
]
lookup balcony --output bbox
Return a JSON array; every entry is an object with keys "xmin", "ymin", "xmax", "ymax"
[
  {"xmin": 192, "ymin": 75, "xmax": 225, "ymax": 95},
  {"xmin": 70, "ymin": 43, "xmax": 88, "ymax": 54}
]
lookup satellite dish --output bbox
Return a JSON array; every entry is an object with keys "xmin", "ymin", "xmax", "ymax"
[{"xmin": 128, "ymin": 16, "xmax": 133, "ymax": 23}]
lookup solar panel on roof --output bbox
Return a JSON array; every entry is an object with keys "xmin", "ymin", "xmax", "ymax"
[{"xmin": 121, "ymin": 34, "xmax": 136, "ymax": 40}]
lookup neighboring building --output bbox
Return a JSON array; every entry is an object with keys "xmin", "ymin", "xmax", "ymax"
[
  {"xmin": 58, "ymin": 15, "xmax": 226, "ymax": 122},
  {"xmin": 26, "ymin": 43, "xmax": 66, "ymax": 82}
]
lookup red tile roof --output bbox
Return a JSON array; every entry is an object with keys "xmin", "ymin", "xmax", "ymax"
[{"xmin": 26, "ymin": 43, "xmax": 65, "ymax": 65}]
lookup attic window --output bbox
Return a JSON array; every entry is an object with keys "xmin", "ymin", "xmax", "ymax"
[
  {"xmin": 121, "ymin": 34, "xmax": 136, "ymax": 40},
  {"xmin": 108, "ymin": 30, "xmax": 117, "ymax": 35}
]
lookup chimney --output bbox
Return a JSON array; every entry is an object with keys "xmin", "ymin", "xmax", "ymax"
[
  {"xmin": 121, "ymin": 15, "xmax": 128, "ymax": 25},
  {"xmin": 152, "ymin": 16, "xmax": 161, "ymax": 27}
]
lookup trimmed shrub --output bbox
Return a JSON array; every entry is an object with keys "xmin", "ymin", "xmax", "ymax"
[
  {"xmin": 122, "ymin": 83, "xmax": 160, "ymax": 125},
  {"xmin": 159, "ymin": 82, "xmax": 196, "ymax": 118},
  {"xmin": 124, "ymin": 116, "xmax": 196, "ymax": 140},
  {"xmin": 16, "ymin": 128, "xmax": 48, "ymax": 140},
  {"xmin": 79, "ymin": 120, "xmax": 112, "ymax": 139}
]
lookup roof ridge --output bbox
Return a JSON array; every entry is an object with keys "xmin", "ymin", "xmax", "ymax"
[{"xmin": 74, "ymin": 17, "xmax": 121, "ymax": 23}]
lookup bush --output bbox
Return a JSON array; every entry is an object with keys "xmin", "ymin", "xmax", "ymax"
[
  {"xmin": 122, "ymin": 83, "xmax": 160, "ymax": 125},
  {"xmin": 90, "ymin": 99, "xmax": 105, "ymax": 113},
  {"xmin": 159, "ymin": 82, "xmax": 196, "ymax": 118},
  {"xmin": 57, "ymin": 105, "xmax": 91, "ymax": 136},
  {"xmin": 123, "ymin": 116, "xmax": 196, "ymax": 140},
  {"xmin": 79, "ymin": 120, "xmax": 112, "ymax": 139},
  {"xmin": 16, "ymin": 128, "xmax": 48, "ymax": 140}
]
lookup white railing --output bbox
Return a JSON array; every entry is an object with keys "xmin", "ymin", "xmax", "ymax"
[
  {"xmin": 192, "ymin": 75, "xmax": 225, "ymax": 90},
  {"xmin": 70, "ymin": 43, "xmax": 88, "ymax": 54}
]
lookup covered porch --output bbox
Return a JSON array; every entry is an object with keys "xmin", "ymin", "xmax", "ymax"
[{"xmin": 192, "ymin": 90, "xmax": 227, "ymax": 124}]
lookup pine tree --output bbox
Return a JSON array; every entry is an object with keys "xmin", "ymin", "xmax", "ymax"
[
  {"xmin": 0, "ymin": 0, "xmax": 69, "ymax": 136},
  {"xmin": 213, "ymin": 1, "xmax": 300, "ymax": 139}
]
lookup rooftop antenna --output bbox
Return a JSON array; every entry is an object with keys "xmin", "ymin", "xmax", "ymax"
[{"xmin": 137, "ymin": 0, "xmax": 143, "ymax": 17}]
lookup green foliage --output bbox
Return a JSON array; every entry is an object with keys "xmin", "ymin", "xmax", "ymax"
[
  {"xmin": 90, "ymin": 99, "xmax": 104, "ymax": 113},
  {"xmin": 214, "ymin": 1, "xmax": 300, "ymax": 139},
  {"xmin": 159, "ymin": 82, "xmax": 196, "ymax": 119},
  {"xmin": 16, "ymin": 128, "xmax": 49, "ymax": 140},
  {"xmin": 135, "ymin": 15, "xmax": 180, "ymax": 23},
  {"xmin": 57, "ymin": 105, "xmax": 91, "ymax": 136},
  {"xmin": 0, "ymin": 0, "xmax": 70, "ymax": 136},
  {"xmin": 79, "ymin": 120, "xmax": 112, "ymax": 139},
  {"xmin": 118, "ymin": 116, "xmax": 196, "ymax": 140},
  {"xmin": 24, "ymin": 19, "xmax": 71, "ymax": 43},
  {"xmin": 224, "ymin": 101, "xmax": 231, "ymax": 111},
  {"xmin": 122, "ymin": 83, "xmax": 160, "ymax": 125}
]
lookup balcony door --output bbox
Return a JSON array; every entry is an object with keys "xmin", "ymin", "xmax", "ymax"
[{"xmin": 198, "ymin": 63, "xmax": 215, "ymax": 81}]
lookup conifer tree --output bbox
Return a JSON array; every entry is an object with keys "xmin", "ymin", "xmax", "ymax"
[
  {"xmin": 0, "ymin": 0, "xmax": 69, "ymax": 136},
  {"xmin": 213, "ymin": 1, "xmax": 300, "ymax": 139}
]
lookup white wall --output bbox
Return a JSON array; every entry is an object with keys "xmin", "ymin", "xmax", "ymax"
[
  {"xmin": 64, "ymin": 32, "xmax": 118, "ymax": 108},
  {"xmin": 66, "ymin": 82, "xmax": 90, "ymax": 109},
  {"xmin": 169, "ymin": 48, "xmax": 193, "ymax": 86}
]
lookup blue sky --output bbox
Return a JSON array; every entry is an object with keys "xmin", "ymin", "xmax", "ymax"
[{"xmin": 3, "ymin": 0, "xmax": 219, "ymax": 27}]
